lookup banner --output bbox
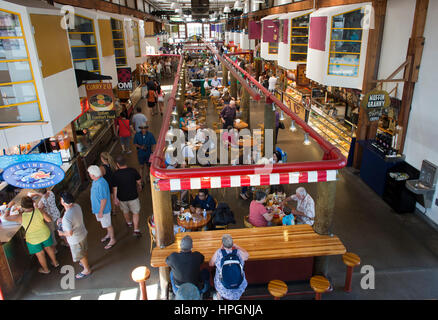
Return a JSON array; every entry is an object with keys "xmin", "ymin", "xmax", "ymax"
[
  {"xmin": 262, "ymin": 20, "xmax": 279, "ymax": 43},
  {"xmin": 3, "ymin": 161, "xmax": 65, "ymax": 189},
  {"xmin": 117, "ymin": 67, "xmax": 132, "ymax": 91},
  {"xmin": 85, "ymin": 82, "xmax": 116, "ymax": 120},
  {"xmin": 309, "ymin": 16, "xmax": 327, "ymax": 51},
  {"xmin": 282, "ymin": 19, "xmax": 288, "ymax": 44},
  {"xmin": 0, "ymin": 152, "xmax": 63, "ymax": 170},
  {"xmin": 249, "ymin": 21, "xmax": 261, "ymax": 40}
]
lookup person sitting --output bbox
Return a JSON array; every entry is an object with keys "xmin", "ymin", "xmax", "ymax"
[
  {"xmin": 221, "ymin": 126, "xmax": 238, "ymax": 148},
  {"xmin": 208, "ymin": 234, "xmax": 249, "ymax": 300},
  {"xmin": 150, "ymin": 215, "xmax": 185, "ymax": 236},
  {"xmin": 190, "ymin": 189, "xmax": 216, "ymax": 214},
  {"xmin": 282, "ymin": 187, "xmax": 315, "ymax": 226},
  {"xmin": 271, "ymin": 150, "xmax": 284, "ymax": 164},
  {"xmin": 211, "ymin": 75, "xmax": 221, "ymax": 88},
  {"xmin": 211, "ymin": 203, "xmax": 236, "ymax": 229},
  {"xmin": 281, "ymin": 206, "xmax": 295, "ymax": 226},
  {"xmin": 166, "ymin": 235, "xmax": 210, "ymax": 296},
  {"xmin": 267, "ymin": 185, "xmax": 287, "ymax": 203},
  {"xmin": 175, "ymin": 283, "xmax": 201, "ymax": 300},
  {"xmin": 179, "ymin": 112, "xmax": 189, "ymax": 129},
  {"xmin": 210, "ymin": 87, "xmax": 221, "ymax": 98},
  {"xmin": 248, "ymin": 191, "xmax": 273, "ymax": 227}
]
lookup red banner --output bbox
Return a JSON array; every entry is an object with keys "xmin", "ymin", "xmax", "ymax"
[
  {"xmin": 309, "ymin": 16, "xmax": 327, "ymax": 51},
  {"xmin": 249, "ymin": 21, "xmax": 261, "ymax": 40}
]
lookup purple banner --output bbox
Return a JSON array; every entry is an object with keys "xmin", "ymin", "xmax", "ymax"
[
  {"xmin": 262, "ymin": 19, "xmax": 279, "ymax": 43},
  {"xmin": 282, "ymin": 19, "xmax": 288, "ymax": 44},
  {"xmin": 249, "ymin": 21, "xmax": 261, "ymax": 40},
  {"xmin": 309, "ymin": 16, "xmax": 327, "ymax": 51}
]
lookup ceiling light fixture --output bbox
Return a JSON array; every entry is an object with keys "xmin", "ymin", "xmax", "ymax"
[
  {"xmin": 303, "ymin": 132, "xmax": 311, "ymax": 145},
  {"xmin": 224, "ymin": 5, "xmax": 231, "ymax": 13},
  {"xmin": 234, "ymin": 0, "xmax": 243, "ymax": 9},
  {"xmin": 289, "ymin": 120, "xmax": 297, "ymax": 132}
]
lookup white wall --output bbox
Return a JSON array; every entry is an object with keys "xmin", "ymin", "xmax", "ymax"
[
  {"xmin": 274, "ymin": 0, "xmax": 292, "ymax": 5},
  {"xmin": 377, "ymin": 0, "xmax": 415, "ymax": 100},
  {"xmin": 403, "ymin": 0, "xmax": 438, "ymax": 224}
]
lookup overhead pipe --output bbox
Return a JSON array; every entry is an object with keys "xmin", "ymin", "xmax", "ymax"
[{"xmin": 149, "ymin": 44, "xmax": 346, "ymax": 181}]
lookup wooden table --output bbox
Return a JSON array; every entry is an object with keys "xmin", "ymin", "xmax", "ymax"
[
  {"xmin": 151, "ymin": 225, "xmax": 346, "ymax": 268},
  {"xmin": 182, "ymin": 125, "xmax": 200, "ymax": 132},
  {"xmin": 234, "ymin": 120, "xmax": 248, "ymax": 130},
  {"xmin": 176, "ymin": 213, "xmax": 211, "ymax": 231}
]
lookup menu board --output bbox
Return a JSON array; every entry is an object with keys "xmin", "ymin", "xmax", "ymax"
[
  {"xmin": 361, "ymin": 89, "xmax": 390, "ymax": 122},
  {"xmin": 86, "ymin": 82, "xmax": 116, "ymax": 120},
  {"xmin": 296, "ymin": 64, "xmax": 310, "ymax": 87}
]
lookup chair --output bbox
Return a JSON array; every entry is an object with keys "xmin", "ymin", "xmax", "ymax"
[
  {"xmin": 147, "ymin": 217, "xmax": 156, "ymax": 254},
  {"xmin": 310, "ymin": 275, "xmax": 331, "ymax": 300},
  {"xmin": 244, "ymin": 215, "xmax": 255, "ymax": 228},
  {"xmin": 268, "ymin": 280, "xmax": 288, "ymax": 300},
  {"xmin": 342, "ymin": 252, "xmax": 361, "ymax": 292}
]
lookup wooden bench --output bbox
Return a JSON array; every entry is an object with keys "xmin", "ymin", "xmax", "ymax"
[{"xmin": 151, "ymin": 225, "xmax": 346, "ymax": 284}]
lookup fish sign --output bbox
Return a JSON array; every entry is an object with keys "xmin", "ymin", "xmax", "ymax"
[{"xmin": 3, "ymin": 161, "xmax": 65, "ymax": 189}]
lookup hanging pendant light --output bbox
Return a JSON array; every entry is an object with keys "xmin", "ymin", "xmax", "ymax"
[
  {"xmin": 234, "ymin": 0, "xmax": 243, "ymax": 9},
  {"xmin": 224, "ymin": 5, "xmax": 231, "ymax": 13},
  {"xmin": 303, "ymin": 132, "xmax": 311, "ymax": 145},
  {"xmin": 171, "ymin": 115, "xmax": 178, "ymax": 127},
  {"xmin": 171, "ymin": 107, "xmax": 178, "ymax": 116},
  {"xmin": 165, "ymin": 127, "xmax": 175, "ymax": 140},
  {"xmin": 272, "ymin": 103, "xmax": 276, "ymax": 112},
  {"xmin": 279, "ymin": 110, "xmax": 285, "ymax": 121},
  {"xmin": 289, "ymin": 120, "xmax": 297, "ymax": 132}
]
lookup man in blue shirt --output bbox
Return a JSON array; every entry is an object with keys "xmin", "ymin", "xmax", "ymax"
[
  {"xmin": 133, "ymin": 124, "xmax": 156, "ymax": 184},
  {"xmin": 190, "ymin": 189, "xmax": 216, "ymax": 215},
  {"xmin": 88, "ymin": 165, "xmax": 116, "ymax": 250}
]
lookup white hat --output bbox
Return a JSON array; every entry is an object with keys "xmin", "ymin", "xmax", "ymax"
[{"xmin": 87, "ymin": 165, "xmax": 102, "ymax": 178}]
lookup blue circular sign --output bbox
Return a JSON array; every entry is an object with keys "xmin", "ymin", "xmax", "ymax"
[{"xmin": 3, "ymin": 161, "xmax": 65, "ymax": 189}]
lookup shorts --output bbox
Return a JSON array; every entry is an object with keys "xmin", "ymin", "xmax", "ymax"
[
  {"xmin": 69, "ymin": 238, "xmax": 88, "ymax": 262},
  {"xmin": 27, "ymin": 235, "xmax": 53, "ymax": 255},
  {"xmin": 138, "ymin": 151, "xmax": 151, "ymax": 165},
  {"xmin": 148, "ymin": 101, "xmax": 156, "ymax": 108},
  {"xmin": 119, "ymin": 198, "xmax": 141, "ymax": 214},
  {"xmin": 95, "ymin": 213, "xmax": 112, "ymax": 228},
  {"xmin": 120, "ymin": 136, "xmax": 130, "ymax": 147}
]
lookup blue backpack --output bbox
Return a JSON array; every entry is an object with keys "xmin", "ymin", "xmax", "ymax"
[{"xmin": 219, "ymin": 249, "xmax": 244, "ymax": 289}]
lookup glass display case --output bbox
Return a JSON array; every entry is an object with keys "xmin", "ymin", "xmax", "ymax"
[{"xmin": 284, "ymin": 81, "xmax": 311, "ymax": 121}]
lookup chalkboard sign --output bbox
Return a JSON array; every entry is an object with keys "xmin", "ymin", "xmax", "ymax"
[
  {"xmin": 361, "ymin": 89, "xmax": 391, "ymax": 122},
  {"xmin": 419, "ymin": 160, "xmax": 438, "ymax": 189}
]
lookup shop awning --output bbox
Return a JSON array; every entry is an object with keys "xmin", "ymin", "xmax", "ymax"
[
  {"xmin": 155, "ymin": 170, "xmax": 338, "ymax": 191},
  {"xmin": 74, "ymin": 69, "xmax": 112, "ymax": 87}
]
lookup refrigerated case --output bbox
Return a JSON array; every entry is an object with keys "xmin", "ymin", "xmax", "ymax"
[
  {"xmin": 308, "ymin": 100, "xmax": 355, "ymax": 158},
  {"xmin": 284, "ymin": 85, "xmax": 311, "ymax": 121}
]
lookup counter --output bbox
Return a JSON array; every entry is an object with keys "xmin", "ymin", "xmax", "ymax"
[{"xmin": 358, "ymin": 140, "xmax": 405, "ymax": 196}]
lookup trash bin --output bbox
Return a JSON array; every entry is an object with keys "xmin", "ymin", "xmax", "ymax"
[{"xmin": 383, "ymin": 161, "xmax": 420, "ymax": 213}]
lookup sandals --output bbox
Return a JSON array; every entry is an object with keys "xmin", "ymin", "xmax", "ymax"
[
  {"xmin": 133, "ymin": 230, "xmax": 142, "ymax": 238},
  {"xmin": 101, "ymin": 236, "xmax": 111, "ymax": 243},
  {"xmin": 38, "ymin": 268, "xmax": 50, "ymax": 274},
  {"xmin": 75, "ymin": 272, "xmax": 91, "ymax": 280},
  {"xmin": 104, "ymin": 242, "xmax": 116, "ymax": 250},
  {"xmin": 51, "ymin": 262, "xmax": 60, "ymax": 268}
]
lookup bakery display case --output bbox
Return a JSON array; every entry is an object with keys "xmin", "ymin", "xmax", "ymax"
[
  {"xmin": 284, "ymin": 84, "xmax": 311, "ymax": 121},
  {"xmin": 308, "ymin": 100, "xmax": 355, "ymax": 158}
]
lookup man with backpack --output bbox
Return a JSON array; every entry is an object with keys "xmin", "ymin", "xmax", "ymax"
[{"xmin": 209, "ymin": 234, "xmax": 249, "ymax": 300}]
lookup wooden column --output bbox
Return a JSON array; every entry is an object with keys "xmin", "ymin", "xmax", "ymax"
[
  {"xmin": 313, "ymin": 180, "xmax": 337, "ymax": 277},
  {"xmin": 352, "ymin": 0, "xmax": 387, "ymax": 168},
  {"xmin": 230, "ymin": 74, "xmax": 238, "ymax": 99},
  {"xmin": 398, "ymin": 0, "xmax": 428, "ymax": 153},
  {"xmin": 255, "ymin": 58, "xmax": 262, "ymax": 81},
  {"xmin": 241, "ymin": 84, "xmax": 251, "ymax": 127},
  {"xmin": 150, "ymin": 176, "xmax": 174, "ymax": 296},
  {"xmin": 264, "ymin": 99, "xmax": 276, "ymax": 153},
  {"xmin": 222, "ymin": 63, "xmax": 229, "ymax": 88}
]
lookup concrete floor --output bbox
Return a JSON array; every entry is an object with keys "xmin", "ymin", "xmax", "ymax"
[{"xmin": 11, "ymin": 74, "xmax": 438, "ymax": 300}]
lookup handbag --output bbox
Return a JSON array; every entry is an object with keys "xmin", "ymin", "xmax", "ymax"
[{"xmin": 279, "ymin": 121, "xmax": 285, "ymax": 129}]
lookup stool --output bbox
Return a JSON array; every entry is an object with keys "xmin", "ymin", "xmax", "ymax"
[
  {"xmin": 268, "ymin": 280, "xmax": 288, "ymax": 300},
  {"xmin": 131, "ymin": 266, "xmax": 151, "ymax": 300},
  {"xmin": 342, "ymin": 252, "xmax": 361, "ymax": 292},
  {"xmin": 310, "ymin": 276, "xmax": 330, "ymax": 300}
]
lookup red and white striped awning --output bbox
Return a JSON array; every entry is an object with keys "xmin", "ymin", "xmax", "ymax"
[{"xmin": 155, "ymin": 170, "xmax": 338, "ymax": 191}]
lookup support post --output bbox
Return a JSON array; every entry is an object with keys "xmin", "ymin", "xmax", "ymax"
[
  {"xmin": 241, "ymin": 85, "xmax": 250, "ymax": 127},
  {"xmin": 150, "ymin": 176, "xmax": 174, "ymax": 297},
  {"xmin": 222, "ymin": 64, "xmax": 229, "ymax": 87},
  {"xmin": 312, "ymin": 180, "xmax": 337, "ymax": 277},
  {"xmin": 264, "ymin": 98, "xmax": 276, "ymax": 154},
  {"xmin": 230, "ymin": 74, "xmax": 237, "ymax": 99}
]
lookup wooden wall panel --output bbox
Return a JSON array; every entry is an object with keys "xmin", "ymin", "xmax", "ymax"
[
  {"xmin": 98, "ymin": 19, "xmax": 115, "ymax": 57},
  {"xmin": 30, "ymin": 14, "xmax": 73, "ymax": 78}
]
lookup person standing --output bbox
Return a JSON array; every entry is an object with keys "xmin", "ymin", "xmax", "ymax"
[
  {"xmin": 58, "ymin": 192, "xmax": 91, "ymax": 279},
  {"xmin": 220, "ymin": 100, "xmax": 236, "ymax": 129},
  {"xmin": 156, "ymin": 60, "xmax": 162, "ymax": 83},
  {"xmin": 112, "ymin": 156, "xmax": 143, "ymax": 237},
  {"xmin": 3, "ymin": 197, "xmax": 59, "ymax": 274},
  {"xmin": 133, "ymin": 124, "xmax": 156, "ymax": 184},
  {"xmin": 28, "ymin": 188, "xmax": 61, "ymax": 252},
  {"xmin": 155, "ymin": 80, "xmax": 165, "ymax": 116},
  {"xmin": 100, "ymin": 152, "xmax": 117, "ymax": 215},
  {"xmin": 88, "ymin": 165, "xmax": 116, "ymax": 250},
  {"xmin": 268, "ymin": 73, "xmax": 277, "ymax": 93},
  {"xmin": 116, "ymin": 111, "xmax": 133, "ymax": 154},
  {"xmin": 131, "ymin": 107, "xmax": 148, "ymax": 133}
]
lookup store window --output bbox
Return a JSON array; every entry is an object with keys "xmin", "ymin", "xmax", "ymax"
[
  {"xmin": 67, "ymin": 14, "xmax": 101, "ymax": 74},
  {"xmin": 111, "ymin": 18, "xmax": 127, "ymax": 66},
  {"xmin": 0, "ymin": 9, "xmax": 42, "ymax": 124},
  {"xmin": 187, "ymin": 23, "xmax": 202, "ymax": 38},
  {"xmin": 268, "ymin": 42, "xmax": 278, "ymax": 54},
  {"xmin": 179, "ymin": 24, "xmax": 186, "ymax": 38},
  {"xmin": 203, "ymin": 24, "xmax": 210, "ymax": 38},
  {"xmin": 290, "ymin": 13, "xmax": 310, "ymax": 62},
  {"xmin": 132, "ymin": 20, "xmax": 141, "ymax": 57},
  {"xmin": 171, "ymin": 25, "xmax": 179, "ymax": 40},
  {"xmin": 328, "ymin": 8, "xmax": 364, "ymax": 77}
]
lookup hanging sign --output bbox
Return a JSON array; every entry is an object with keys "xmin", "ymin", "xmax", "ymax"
[
  {"xmin": 361, "ymin": 89, "xmax": 391, "ymax": 122},
  {"xmin": 0, "ymin": 152, "xmax": 63, "ymax": 170},
  {"xmin": 3, "ymin": 161, "xmax": 65, "ymax": 189},
  {"xmin": 85, "ymin": 82, "xmax": 116, "ymax": 120},
  {"xmin": 117, "ymin": 67, "xmax": 133, "ymax": 91}
]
